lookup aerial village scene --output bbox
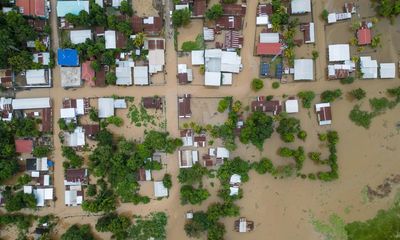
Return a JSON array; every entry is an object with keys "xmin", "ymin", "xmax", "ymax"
[{"xmin": 0, "ymin": 0, "xmax": 400, "ymax": 239}]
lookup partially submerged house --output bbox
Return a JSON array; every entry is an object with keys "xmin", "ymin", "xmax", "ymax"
[
  {"xmin": 15, "ymin": 139, "xmax": 34, "ymax": 154},
  {"xmin": 142, "ymin": 96, "xmax": 163, "ymax": 110},
  {"xmin": 64, "ymin": 169, "xmax": 88, "ymax": 206},
  {"xmin": 178, "ymin": 94, "xmax": 191, "ymax": 118},
  {"xmin": 291, "ymin": 0, "xmax": 311, "ymax": 14},
  {"xmin": 98, "ymin": 98, "xmax": 115, "ymax": 118},
  {"xmin": 380, "ymin": 63, "xmax": 396, "ymax": 79},
  {"xmin": 58, "ymin": 49, "xmax": 79, "ymax": 67},
  {"xmin": 328, "ymin": 44, "xmax": 350, "ymax": 62},
  {"xmin": 154, "ymin": 181, "xmax": 168, "ymax": 198},
  {"xmin": 360, "ymin": 56, "xmax": 378, "ymax": 79},
  {"xmin": 179, "ymin": 149, "xmax": 199, "ymax": 168},
  {"xmin": 70, "ymin": 30, "xmax": 92, "ymax": 44},
  {"xmin": 16, "ymin": 0, "xmax": 49, "ymax": 18},
  {"xmin": 180, "ymin": 129, "xmax": 194, "ymax": 147},
  {"xmin": 294, "ymin": 59, "xmax": 314, "ymax": 81},
  {"xmin": 315, "ymin": 103, "xmax": 332, "ymax": 125},
  {"xmin": 285, "ymin": 99, "xmax": 299, "ymax": 113},
  {"xmin": 251, "ymin": 98, "xmax": 282, "ymax": 115}
]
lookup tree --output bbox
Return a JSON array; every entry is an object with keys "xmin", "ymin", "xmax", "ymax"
[
  {"xmin": 217, "ymin": 157, "xmax": 251, "ymax": 183},
  {"xmin": 82, "ymin": 189, "xmax": 117, "ymax": 213},
  {"xmin": 298, "ymin": 91, "xmax": 315, "ymax": 108},
  {"xmin": 89, "ymin": 0, "xmax": 107, "ymax": 26},
  {"xmin": 272, "ymin": 81, "xmax": 280, "ymax": 89},
  {"xmin": 239, "ymin": 111, "xmax": 274, "ymax": 150},
  {"xmin": 133, "ymin": 32, "xmax": 145, "ymax": 48},
  {"xmin": 107, "ymin": 116, "xmax": 124, "ymax": 127},
  {"xmin": 5, "ymin": 191, "xmax": 36, "ymax": 212},
  {"xmin": 276, "ymin": 116, "xmax": 301, "ymax": 143},
  {"xmin": 251, "ymin": 78, "xmax": 264, "ymax": 91},
  {"xmin": 172, "ymin": 9, "xmax": 191, "ymax": 27},
  {"xmin": 8, "ymin": 51, "xmax": 33, "ymax": 73},
  {"xmin": 350, "ymin": 88, "xmax": 366, "ymax": 100},
  {"xmin": 106, "ymin": 72, "xmax": 117, "ymax": 85},
  {"xmin": 206, "ymin": 4, "xmax": 223, "ymax": 20},
  {"xmin": 312, "ymin": 50, "xmax": 319, "ymax": 60},
  {"xmin": 96, "ymin": 213, "xmax": 131, "ymax": 239},
  {"xmin": 61, "ymin": 224, "xmax": 94, "ymax": 240},
  {"xmin": 32, "ymin": 145, "xmax": 51, "ymax": 157},
  {"xmin": 128, "ymin": 212, "xmax": 168, "ymax": 240},
  {"xmin": 349, "ymin": 105, "xmax": 373, "ymax": 129},
  {"xmin": 117, "ymin": 21, "xmax": 133, "ymax": 36},
  {"xmin": 178, "ymin": 163, "xmax": 208, "ymax": 185},
  {"xmin": 207, "ymin": 222, "xmax": 226, "ymax": 240},
  {"xmin": 297, "ymin": 130, "xmax": 307, "ymax": 141},
  {"xmin": 180, "ymin": 185, "xmax": 210, "ymax": 205},
  {"xmin": 89, "ymin": 107, "xmax": 99, "ymax": 122},
  {"xmin": 0, "ymin": 122, "xmax": 19, "ymax": 184},
  {"xmin": 184, "ymin": 211, "xmax": 210, "ymax": 238},
  {"xmin": 321, "ymin": 9, "xmax": 329, "ymax": 21},
  {"xmin": 321, "ymin": 89, "xmax": 342, "ymax": 102},
  {"xmin": 253, "ymin": 157, "xmax": 275, "ymax": 174},
  {"xmin": 217, "ymin": 97, "xmax": 232, "ymax": 113},
  {"xmin": 162, "ymin": 174, "xmax": 172, "ymax": 189},
  {"xmin": 120, "ymin": 0, "xmax": 133, "ymax": 16},
  {"xmin": 87, "ymin": 184, "xmax": 97, "ymax": 197},
  {"xmin": 62, "ymin": 146, "xmax": 83, "ymax": 168}
]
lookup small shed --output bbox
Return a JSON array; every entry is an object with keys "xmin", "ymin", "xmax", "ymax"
[
  {"xmin": 105, "ymin": 30, "xmax": 116, "ymax": 49},
  {"xmin": 285, "ymin": 99, "xmax": 299, "ymax": 113},
  {"xmin": 116, "ymin": 67, "xmax": 133, "ymax": 85},
  {"xmin": 205, "ymin": 72, "xmax": 221, "ymax": 86},
  {"xmin": 380, "ymin": 63, "xmax": 395, "ymax": 79},
  {"xmin": 70, "ymin": 30, "xmax": 92, "ymax": 44},
  {"xmin": 98, "ymin": 98, "xmax": 114, "ymax": 118},
  {"xmin": 154, "ymin": 181, "xmax": 168, "ymax": 197}
]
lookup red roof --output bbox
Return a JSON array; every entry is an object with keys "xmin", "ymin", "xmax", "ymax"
[
  {"xmin": 357, "ymin": 28, "xmax": 371, "ymax": 45},
  {"xmin": 81, "ymin": 61, "xmax": 95, "ymax": 83},
  {"xmin": 193, "ymin": 0, "xmax": 206, "ymax": 16},
  {"xmin": 16, "ymin": 0, "xmax": 46, "ymax": 17},
  {"xmin": 143, "ymin": 17, "xmax": 163, "ymax": 36},
  {"xmin": 222, "ymin": 4, "xmax": 246, "ymax": 16},
  {"xmin": 131, "ymin": 16, "xmax": 143, "ymax": 33},
  {"xmin": 216, "ymin": 16, "xmax": 242, "ymax": 30},
  {"xmin": 318, "ymin": 106, "xmax": 332, "ymax": 121},
  {"xmin": 15, "ymin": 139, "xmax": 33, "ymax": 153},
  {"xmin": 257, "ymin": 43, "xmax": 283, "ymax": 55}
]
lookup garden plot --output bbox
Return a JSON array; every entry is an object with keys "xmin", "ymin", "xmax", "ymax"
[{"xmin": 177, "ymin": 19, "xmax": 204, "ymax": 51}]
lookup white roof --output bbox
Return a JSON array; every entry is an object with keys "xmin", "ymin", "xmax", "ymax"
[
  {"xmin": 34, "ymin": 188, "xmax": 45, "ymax": 207},
  {"xmin": 360, "ymin": 56, "xmax": 378, "ymax": 79},
  {"xmin": 56, "ymin": 1, "xmax": 89, "ymax": 17},
  {"xmin": 205, "ymin": 72, "xmax": 221, "ymax": 86},
  {"xmin": 260, "ymin": 33, "xmax": 280, "ymax": 43},
  {"xmin": 154, "ymin": 181, "xmax": 168, "ymax": 197},
  {"xmin": 291, "ymin": 0, "xmax": 311, "ymax": 14},
  {"xmin": 191, "ymin": 50, "xmax": 204, "ymax": 65},
  {"xmin": 217, "ymin": 147, "xmax": 229, "ymax": 158},
  {"xmin": 175, "ymin": 4, "xmax": 189, "ymax": 10},
  {"xmin": 148, "ymin": 50, "xmax": 165, "ymax": 74},
  {"xmin": 256, "ymin": 16, "xmax": 269, "ymax": 25},
  {"xmin": 315, "ymin": 103, "xmax": 332, "ymax": 125},
  {"xmin": 43, "ymin": 175, "xmax": 50, "ymax": 186},
  {"xmin": 306, "ymin": 23, "xmax": 315, "ymax": 43},
  {"xmin": 44, "ymin": 188, "xmax": 53, "ymax": 200},
  {"xmin": 221, "ymin": 51, "xmax": 242, "ymax": 73},
  {"xmin": 380, "ymin": 63, "xmax": 395, "ymax": 79},
  {"xmin": 114, "ymin": 99, "xmax": 127, "ymax": 109},
  {"xmin": 116, "ymin": 67, "xmax": 133, "ymax": 85},
  {"xmin": 31, "ymin": 171, "xmax": 40, "ymax": 177},
  {"xmin": 145, "ymin": 170, "xmax": 152, "ymax": 181},
  {"xmin": 112, "ymin": 0, "xmax": 121, "ymax": 7},
  {"xmin": 230, "ymin": 174, "xmax": 242, "ymax": 184},
  {"xmin": 26, "ymin": 69, "xmax": 47, "ymax": 85},
  {"xmin": 24, "ymin": 186, "xmax": 33, "ymax": 194},
  {"xmin": 12, "ymin": 97, "xmax": 51, "ymax": 110},
  {"xmin": 285, "ymin": 100, "xmax": 299, "ymax": 113},
  {"xmin": 70, "ymin": 30, "xmax": 92, "ymax": 44},
  {"xmin": 33, "ymin": 52, "xmax": 50, "ymax": 65},
  {"xmin": 229, "ymin": 186, "xmax": 239, "ymax": 196},
  {"xmin": 65, "ymin": 127, "xmax": 85, "ymax": 147},
  {"xmin": 328, "ymin": 44, "xmax": 350, "ymax": 62},
  {"xmin": 105, "ymin": 30, "xmax": 116, "ymax": 49},
  {"xmin": 328, "ymin": 13, "xmax": 336, "ymax": 23},
  {"xmin": 182, "ymin": 134, "xmax": 193, "ymax": 147},
  {"xmin": 65, "ymin": 189, "xmax": 82, "ymax": 206},
  {"xmin": 60, "ymin": 67, "xmax": 81, "ymax": 87},
  {"xmin": 38, "ymin": 157, "xmax": 49, "ymax": 171},
  {"xmin": 98, "ymin": 98, "xmax": 114, "ymax": 118},
  {"xmin": 222, "ymin": 73, "xmax": 233, "ymax": 85},
  {"xmin": 134, "ymin": 66, "xmax": 149, "ymax": 85},
  {"xmin": 178, "ymin": 64, "xmax": 187, "ymax": 73},
  {"xmin": 76, "ymin": 99, "xmax": 85, "ymax": 115},
  {"xmin": 203, "ymin": 27, "xmax": 215, "ymax": 41},
  {"xmin": 294, "ymin": 59, "xmax": 314, "ymax": 80},
  {"xmin": 205, "ymin": 49, "xmax": 222, "ymax": 58},
  {"xmin": 60, "ymin": 108, "xmax": 76, "ymax": 119}
]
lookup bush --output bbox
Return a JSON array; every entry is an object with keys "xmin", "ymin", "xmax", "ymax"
[
  {"xmin": 253, "ymin": 158, "xmax": 275, "ymax": 174},
  {"xmin": 298, "ymin": 91, "xmax": 316, "ymax": 108},
  {"xmin": 217, "ymin": 97, "xmax": 231, "ymax": 113},
  {"xmin": 297, "ymin": 130, "xmax": 307, "ymax": 141},
  {"xmin": 180, "ymin": 185, "xmax": 210, "ymax": 205},
  {"xmin": 106, "ymin": 72, "xmax": 117, "ymax": 85},
  {"xmin": 350, "ymin": 88, "xmax": 366, "ymax": 100},
  {"xmin": 206, "ymin": 4, "xmax": 223, "ymax": 20},
  {"xmin": 321, "ymin": 89, "xmax": 342, "ymax": 103},
  {"xmin": 162, "ymin": 174, "xmax": 172, "ymax": 189},
  {"xmin": 251, "ymin": 78, "xmax": 264, "ymax": 91},
  {"xmin": 272, "ymin": 81, "xmax": 280, "ymax": 89},
  {"xmin": 349, "ymin": 105, "xmax": 373, "ymax": 129},
  {"xmin": 369, "ymin": 97, "xmax": 391, "ymax": 112},
  {"xmin": 312, "ymin": 50, "xmax": 319, "ymax": 60},
  {"xmin": 89, "ymin": 107, "xmax": 99, "ymax": 122},
  {"xmin": 321, "ymin": 9, "xmax": 329, "ymax": 21},
  {"xmin": 279, "ymin": 147, "xmax": 293, "ymax": 157},
  {"xmin": 181, "ymin": 34, "xmax": 205, "ymax": 52},
  {"xmin": 172, "ymin": 9, "xmax": 191, "ymax": 27},
  {"xmin": 239, "ymin": 111, "xmax": 274, "ymax": 150},
  {"xmin": 87, "ymin": 184, "xmax": 97, "ymax": 197},
  {"xmin": 276, "ymin": 116, "xmax": 301, "ymax": 143},
  {"xmin": 107, "ymin": 116, "xmax": 124, "ymax": 127},
  {"xmin": 178, "ymin": 163, "xmax": 208, "ymax": 185},
  {"xmin": 32, "ymin": 145, "xmax": 51, "ymax": 157},
  {"xmin": 340, "ymin": 76, "xmax": 355, "ymax": 84},
  {"xmin": 308, "ymin": 152, "xmax": 322, "ymax": 163}
]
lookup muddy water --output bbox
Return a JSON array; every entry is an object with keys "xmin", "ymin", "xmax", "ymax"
[{"xmin": 9, "ymin": 0, "xmax": 400, "ymax": 239}]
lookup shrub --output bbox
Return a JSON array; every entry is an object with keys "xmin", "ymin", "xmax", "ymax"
[
  {"xmin": 298, "ymin": 91, "xmax": 316, "ymax": 108},
  {"xmin": 272, "ymin": 81, "xmax": 280, "ymax": 89},
  {"xmin": 276, "ymin": 116, "xmax": 301, "ymax": 142},
  {"xmin": 350, "ymin": 88, "xmax": 366, "ymax": 100},
  {"xmin": 32, "ymin": 145, "xmax": 51, "ymax": 157},
  {"xmin": 321, "ymin": 9, "xmax": 329, "ymax": 21},
  {"xmin": 349, "ymin": 105, "xmax": 373, "ymax": 129},
  {"xmin": 106, "ymin": 72, "xmax": 117, "ymax": 85},
  {"xmin": 279, "ymin": 147, "xmax": 293, "ymax": 157},
  {"xmin": 162, "ymin": 174, "xmax": 172, "ymax": 189},
  {"xmin": 308, "ymin": 152, "xmax": 322, "ymax": 163},
  {"xmin": 321, "ymin": 89, "xmax": 342, "ymax": 103},
  {"xmin": 369, "ymin": 97, "xmax": 391, "ymax": 112},
  {"xmin": 340, "ymin": 76, "xmax": 354, "ymax": 84},
  {"xmin": 205, "ymin": 4, "xmax": 223, "ymax": 20},
  {"xmin": 253, "ymin": 158, "xmax": 275, "ymax": 174},
  {"xmin": 180, "ymin": 185, "xmax": 210, "ymax": 205},
  {"xmin": 87, "ymin": 184, "xmax": 97, "ymax": 197},
  {"xmin": 251, "ymin": 78, "xmax": 264, "ymax": 91},
  {"xmin": 297, "ymin": 130, "xmax": 307, "ymax": 141},
  {"xmin": 172, "ymin": 9, "xmax": 191, "ymax": 27},
  {"xmin": 312, "ymin": 50, "xmax": 319, "ymax": 60},
  {"xmin": 217, "ymin": 97, "xmax": 231, "ymax": 113}
]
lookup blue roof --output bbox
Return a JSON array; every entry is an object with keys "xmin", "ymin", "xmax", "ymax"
[
  {"xmin": 260, "ymin": 63, "xmax": 269, "ymax": 76},
  {"xmin": 276, "ymin": 64, "xmax": 283, "ymax": 79},
  {"xmin": 57, "ymin": 49, "xmax": 79, "ymax": 66},
  {"xmin": 56, "ymin": 1, "xmax": 89, "ymax": 17}
]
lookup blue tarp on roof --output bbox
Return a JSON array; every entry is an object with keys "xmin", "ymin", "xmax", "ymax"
[
  {"xmin": 276, "ymin": 63, "xmax": 283, "ymax": 79},
  {"xmin": 56, "ymin": 1, "xmax": 90, "ymax": 17},
  {"xmin": 47, "ymin": 160, "xmax": 54, "ymax": 167},
  {"xmin": 260, "ymin": 63, "xmax": 269, "ymax": 77},
  {"xmin": 57, "ymin": 49, "xmax": 79, "ymax": 66}
]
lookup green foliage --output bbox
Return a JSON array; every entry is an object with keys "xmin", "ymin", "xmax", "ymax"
[
  {"xmin": 16, "ymin": 174, "xmax": 32, "ymax": 187},
  {"xmin": 180, "ymin": 185, "xmax": 210, "ymax": 205},
  {"xmin": 297, "ymin": 130, "xmax": 307, "ymax": 141},
  {"xmin": 96, "ymin": 213, "xmax": 131, "ymax": 239},
  {"xmin": 143, "ymin": 130, "xmax": 183, "ymax": 154},
  {"xmin": 4, "ymin": 191, "xmax": 37, "ymax": 212},
  {"xmin": 217, "ymin": 157, "xmax": 251, "ymax": 183},
  {"xmin": 207, "ymin": 222, "xmax": 226, "ymax": 240},
  {"xmin": 340, "ymin": 76, "xmax": 355, "ymax": 84},
  {"xmin": 13, "ymin": 118, "xmax": 40, "ymax": 137},
  {"xmin": 128, "ymin": 212, "xmax": 168, "ymax": 240},
  {"xmin": 82, "ymin": 189, "xmax": 116, "ymax": 213},
  {"xmin": 350, "ymin": 88, "xmax": 366, "ymax": 100},
  {"xmin": 0, "ymin": 121, "xmax": 19, "ymax": 183},
  {"xmin": 106, "ymin": 116, "xmax": 124, "ymax": 127},
  {"xmin": 206, "ymin": 4, "xmax": 224, "ymax": 20},
  {"xmin": 276, "ymin": 116, "xmax": 301, "ymax": 143},
  {"xmin": 311, "ymin": 214, "xmax": 347, "ymax": 240},
  {"xmin": 251, "ymin": 78, "xmax": 264, "ymax": 91},
  {"xmin": 120, "ymin": 0, "xmax": 133, "ymax": 16},
  {"xmin": 369, "ymin": 97, "xmax": 391, "ymax": 112},
  {"xmin": 87, "ymin": 184, "xmax": 97, "ymax": 197},
  {"xmin": 232, "ymin": 100, "xmax": 242, "ymax": 113},
  {"xmin": 321, "ymin": 9, "xmax": 329, "ymax": 21},
  {"xmin": 371, "ymin": 35, "xmax": 381, "ymax": 48},
  {"xmin": 162, "ymin": 174, "xmax": 172, "ymax": 189},
  {"xmin": 217, "ymin": 97, "xmax": 232, "ymax": 113},
  {"xmin": 181, "ymin": 34, "xmax": 205, "ymax": 51},
  {"xmin": 61, "ymin": 224, "xmax": 94, "ymax": 240},
  {"xmin": 61, "ymin": 146, "xmax": 83, "ymax": 168},
  {"xmin": 387, "ymin": 86, "xmax": 400, "ymax": 101},
  {"xmin": 172, "ymin": 9, "xmax": 191, "ymax": 27},
  {"xmin": 279, "ymin": 147, "xmax": 294, "ymax": 157},
  {"xmin": 316, "ymin": 131, "xmax": 339, "ymax": 181},
  {"xmin": 308, "ymin": 152, "xmax": 323, "ymax": 164},
  {"xmin": 178, "ymin": 163, "xmax": 208, "ymax": 185},
  {"xmin": 272, "ymin": 81, "xmax": 280, "ymax": 89},
  {"xmin": 312, "ymin": 50, "xmax": 319, "ymax": 60},
  {"xmin": 89, "ymin": 107, "xmax": 99, "ymax": 122},
  {"xmin": 253, "ymin": 157, "xmax": 275, "ymax": 175},
  {"xmin": 184, "ymin": 211, "xmax": 210, "ymax": 238},
  {"xmin": 65, "ymin": 10, "xmax": 90, "ymax": 27},
  {"xmin": 349, "ymin": 105, "xmax": 374, "ymax": 129},
  {"xmin": 8, "ymin": 50, "xmax": 34, "ymax": 73},
  {"xmin": 0, "ymin": 213, "xmax": 35, "ymax": 236},
  {"xmin": 117, "ymin": 20, "xmax": 133, "ymax": 36},
  {"xmin": 210, "ymin": 112, "xmax": 238, "ymax": 151},
  {"xmin": 239, "ymin": 111, "xmax": 274, "ymax": 150},
  {"xmin": 32, "ymin": 145, "xmax": 51, "ymax": 157},
  {"xmin": 321, "ymin": 89, "xmax": 342, "ymax": 103},
  {"xmin": 270, "ymin": 0, "xmax": 289, "ymax": 30},
  {"xmin": 298, "ymin": 91, "xmax": 316, "ymax": 108},
  {"xmin": 127, "ymin": 104, "xmax": 156, "ymax": 127}
]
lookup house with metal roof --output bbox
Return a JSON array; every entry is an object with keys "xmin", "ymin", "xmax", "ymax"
[
  {"xmin": 56, "ymin": 0, "xmax": 89, "ymax": 17},
  {"xmin": 57, "ymin": 49, "xmax": 79, "ymax": 67}
]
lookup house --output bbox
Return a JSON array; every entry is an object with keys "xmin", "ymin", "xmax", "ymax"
[
  {"xmin": 64, "ymin": 127, "xmax": 85, "ymax": 147},
  {"xmin": 285, "ymin": 99, "xmax": 299, "ymax": 113},
  {"xmin": 256, "ymin": 4, "xmax": 272, "ymax": 25},
  {"xmin": 221, "ymin": 51, "xmax": 242, "ymax": 73},
  {"xmin": 177, "ymin": 64, "xmax": 193, "ymax": 84},
  {"xmin": 357, "ymin": 28, "xmax": 371, "ymax": 45},
  {"xmin": 33, "ymin": 188, "xmax": 53, "ymax": 207},
  {"xmin": 191, "ymin": 50, "xmax": 204, "ymax": 65},
  {"xmin": 328, "ymin": 12, "xmax": 352, "ymax": 24},
  {"xmin": 60, "ymin": 67, "xmax": 81, "ymax": 87},
  {"xmin": 205, "ymin": 72, "xmax": 221, "ymax": 86},
  {"xmin": 114, "ymin": 99, "xmax": 127, "ymax": 109},
  {"xmin": 222, "ymin": 4, "xmax": 246, "ymax": 16},
  {"xmin": 116, "ymin": 66, "xmax": 133, "ymax": 85},
  {"xmin": 216, "ymin": 16, "xmax": 242, "ymax": 31},
  {"xmin": 291, "ymin": 0, "xmax": 311, "ymax": 14},
  {"xmin": 251, "ymin": 98, "xmax": 282, "ymax": 115},
  {"xmin": 60, "ymin": 108, "xmax": 76, "ymax": 119},
  {"xmin": 328, "ymin": 44, "xmax": 350, "ymax": 62},
  {"xmin": 154, "ymin": 181, "xmax": 168, "ymax": 197},
  {"xmin": 26, "ymin": 157, "xmax": 49, "ymax": 171},
  {"xmin": 16, "ymin": 139, "xmax": 34, "ymax": 153},
  {"xmin": 315, "ymin": 103, "xmax": 332, "ymax": 125},
  {"xmin": 0, "ymin": 97, "xmax": 13, "ymax": 121},
  {"xmin": 57, "ymin": 49, "xmax": 79, "ymax": 67},
  {"xmin": 25, "ymin": 69, "xmax": 51, "ymax": 86},
  {"xmin": 192, "ymin": 0, "xmax": 206, "ymax": 17},
  {"xmin": 257, "ymin": 43, "xmax": 283, "ymax": 56},
  {"xmin": 16, "ymin": 0, "xmax": 48, "ymax": 18},
  {"xmin": 229, "ymin": 174, "xmax": 241, "ymax": 196},
  {"xmin": 204, "ymin": 27, "xmax": 215, "ymax": 41},
  {"xmin": 95, "ymin": 65, "xmax": 107, "ymax": 87},
  {"xmin": 179, "ymin": 150, "xmax": 199, "ymax": 168},
  {"xmin": 380, "ymin": 63, "xmax": 396, "ymax": 79},
  {"xmin": 328, "ymin": 61, "xmax": 355, "ymax": 79},
  {"xmin": 148, "ymin": 49, "xmax": 165, "ymax": 74},
  {"xmin": 0, "ymin": 69, "xmax": 13, "ymax": 89},
  {"xmin": 260, "ymin": 33, "xmax": 280, "ymax": 43},
  {"xmin": 12, "ymin": 97, "xmax": 51, "ymax": 110},
  {"xmin": 222, "ymin": 72, "xmax": 233, "ymax": 85},
  {"xmin": 65, "ymin": 185, "xmax": 83, "ymax": 206},
  {"xmin": 181, "ymin": 129, "xmax": 194, "ymax": 147},
  {"xmin": 294, "ymin": 59, "xmax": 314, "ymax": 81},
  {"xmin": 143, "ymin": 17, "xmax": 163, "ymax": 36},
  {"xmin": 300, "ymin": 23, "xmax": 315, "ymax": 43},
  {"xmin": 56, "ymin": 0, "xmax": 89, "ymax": 17},
  {"xmin": 224, "ymin": 30, "xmax": 243, "ymax": 49},
  {"xmin": 105, "ymin": 30, "xmax": 116, "ymax": 49},
  {"xmin": 133, "ymin": 66, "xmax": 149, "ymax": 85},
  {"xmin": 178, "ymin": 94, "xmax": 191, "ymax": 118},
  {"xmin": 116, "ymin": 31, "xmax": 127, "ymax": 48},
  {"xmin": 98, "ymin": 98, "xmax": 114, "ymax": 118},
  {"xmin": 64, "ymin": 169, "xmax": 88, "ymax": 186},
  {"xmin": 344, "ymin": 2, "xmax": 356, "ymax": 14},
  {"xmin": 194, "ymin": 136, "xmax": 206, "ymax": 147},
  {"xmin": 62, "ymin": 98, "xmax": 88, "ymax": 115},
  {"xmin": 33, "ymin": 52, "xmax": 50, "ymax": 65},
  {"xmin": 142, "ymin": 97, "xmax": 163, "ymax": 110},
  {"xmin": 82, "ymin": 124, "xmax": 100, "ymax": 139},
  {"xmin": 360, "ymin": 56, "xmax": 378, "ymax": 79},
  {"xmin": 70, "ymin": 30, "xmax": 92, "ymax": 44},
  {"xmin": 146, "ymin": 38, "xmax": 165, "ymax": 50},
  {"xmin": 81, "ymin": 61, "xmax": 95, "ymax": 84},
  {"xmin": 216, "ymin": 147, "xmax": 229, "ymax": 159}
]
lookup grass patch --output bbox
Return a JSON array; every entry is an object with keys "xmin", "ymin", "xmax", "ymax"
[{"xmin": 181, "ymin": 34, "xmax": 205, "ymax": 52}]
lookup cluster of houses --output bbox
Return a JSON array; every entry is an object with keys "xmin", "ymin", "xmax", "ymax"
[
  {"xmin": 56, "ymin": 0, "xmax": 166, "ymax": 87},
  {"xmin": 1, "ymin": 0, "xmax": 52, "ymax": 89}
]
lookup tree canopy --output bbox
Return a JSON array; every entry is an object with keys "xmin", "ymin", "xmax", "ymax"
[
  {"xmin": 0, "ymin": 121, "xmax": 21, "ymax": 183},
  {"xmin": 172, "ymin": 9, "xmax": 191, "ymax": 27},
  {"xmin": 61, "ymin": 224, "xmax": 94, "ymax": 240},
  {"xmin": 239, "ymin": 111, "xmax": 274, "ymax": 150},
  {"xmin": 128, "ymin": 212, "xmax": 168, "ymax": 240},
  {"xmin": 206, "ymin": 4, "xmax": 224, "ymax": 20}
]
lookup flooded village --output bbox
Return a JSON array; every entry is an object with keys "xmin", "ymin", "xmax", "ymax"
[{"xmin": 0, "ymin": 0, "xmax": 400, "ymax": 239}]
